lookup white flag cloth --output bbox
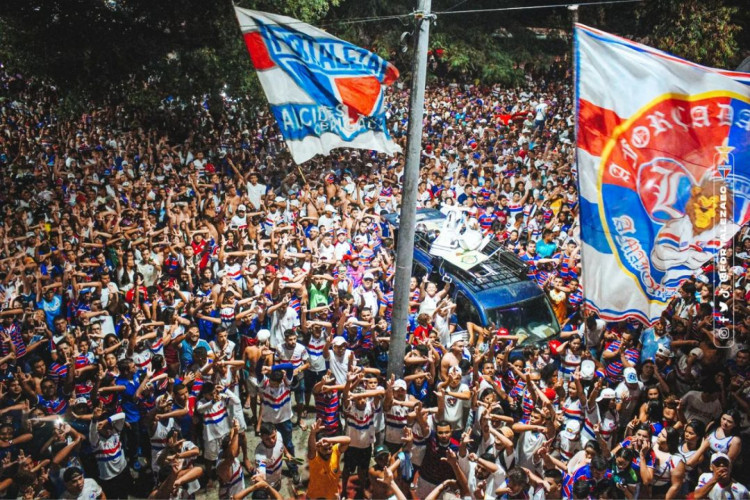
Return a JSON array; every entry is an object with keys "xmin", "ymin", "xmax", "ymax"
[
  {"xmin": 235, "ymin": 8, "xmax": 402, "ymax": 164},
  {"xmin": 575, "ymin": 24, "xmax": 750, "ymax": 324}
]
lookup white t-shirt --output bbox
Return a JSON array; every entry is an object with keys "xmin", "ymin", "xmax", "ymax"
[
  {"xmin": 318, "ymin": 214, "xmax": 340, "ymax": 230},
  {"xmin": 443, "ymin": 383, "xmax": 470, "ymax": 429},
  {"xmin": 578, "ymin": 319, "xmax": 607, "ymax": 348},
  {"xmin": 345, "ymin": 399, "xmax": 377, "ymax": 448},
  {"xmin": 246, "ymin": 182, "xmax": 267, "ymax": 210},
  {"xmin": 681, "ymin": 391, "xmax": 723, "ymax": 425},
  {"xmin": 354, "ymin": 286, "xmax": 378, "ymax": 314},
  {"xmin": 515, "ymin": 430, "xmax": 545, "ymax": 475},
  {"xmin": 318, "ymin": 242, "xmax": 335, "ymax": 260},
  {"xmin": 614, "ymin": 381, "xmax": 643, "ymax": 421},
  {"xmin": 62, "ymin": 478, "xmax": 103, "ymax": 500},
  {"xmin": 255, "ymin": 431, "xmax": 285, "ymax": 486},
  {"xmin": 535, "ymin": 102, "xmax": 548, "ymax": 121},
  {"xmin": 695, "ymin": 474, "xmax": 750, "ymax": 500},
  {"xmin": 328, "ymin": 349, "xmax": 355, "ymax": 386},
  {"xmin": 459, "ymin": 454, "xmax": 506, "ymax": 500}
]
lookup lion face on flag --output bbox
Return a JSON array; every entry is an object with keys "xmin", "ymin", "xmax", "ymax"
[{"xmin": 685, "ymin": 177, "xmax": 733, "ymax": 234}]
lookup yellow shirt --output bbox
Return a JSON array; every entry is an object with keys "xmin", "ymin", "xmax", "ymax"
[{"xmin": 307, "ymin": 443, "xmax": 342, "ymax": 499}]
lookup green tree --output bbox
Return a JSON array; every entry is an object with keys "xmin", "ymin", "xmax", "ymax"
[
  {"xmin": 635, "ymin": 0, "xmax": 742, "ymax": 68},
  {"xmin": 0, "ymin": 0, "xmax": 339, "ymax": 110}
]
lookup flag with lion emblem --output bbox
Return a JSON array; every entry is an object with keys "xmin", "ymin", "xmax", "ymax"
[{"xmin": 576, "ymin": 24, "xmax": 750, "ymax": 324}]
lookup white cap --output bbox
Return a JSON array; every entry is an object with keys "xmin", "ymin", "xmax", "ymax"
[
  {"xmin": 656, "ymin": 345, "xmax": 673, "ymax": 358},
  {"xmin": 332, "ymin": 336, "xmax": 347, "ymax": 346},
  {"xmin": 393, "ymin": 379, "xmax": 407, "ymax": 391},
  {"xmin": 624, "ymin": 367, "xmax": 638, "ymax": 384},
  {"xmin": 363, "ymin": 272, "xmax": 375, "ymax": 280},
  {"xmin": 596, "ymin": 388, "xmax": 616, "ymax": 402},
  {"xmin": 689, "ymin": 347, "xmax": 704, "ymax": 360},
  {"xmin": 324, "ymin": 204, "xmax": 335, "ymax": 212},
  {"xmin": 560, "ymin": 420, "xmax": 581, "ymax": 440},
  {"xmin": 237, "ymin": 204, "xmax": 247, "ymax": 212},
  {"xmin": 275, "ymin": 196, "xmax": 285, "ymax": 203},
  {"xmin": 449, "ymin": 334, "xmax": 465, "ymax": 348},
  {"xmin": 711, "ymin": 452, "xmax": 730, "ymax": 465},
  {"xmin": 580, "ymin": 360, "xmax": 595, "ymax": 380},
  {"xmin": 256, "ymin": 329, "xmax": 271, "ymax": 343}
]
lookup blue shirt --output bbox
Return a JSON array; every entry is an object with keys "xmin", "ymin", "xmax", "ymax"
[
  {"xmin": 180, "ymin": 339, "xmax": 212, "ymax": 369},
  {"xmin": 535, "ymin": 238, "xmax": 557, "ymax": 258},
  {"xmin": 640, "ymin": 328, "xmax": 671, "ymax": 361},
  {"xmin": 37, "ymin": 295, "xmax": 62, "ymax": 330},
  {"xmin": 198, "ymin": 311, "xmax": 219, "ymax": 341},
  {"xmin": 115, "ymin": 371, "xmax": 142, "ymax": 423}
]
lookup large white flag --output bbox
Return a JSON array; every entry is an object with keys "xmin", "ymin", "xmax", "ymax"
[
  {"xmin": 576, "ymin": 24, "xmax": 750, "ymax": 324},
  {"xmin": 235, "ymin": 8, "xmax": 402, "ymax": 164}
]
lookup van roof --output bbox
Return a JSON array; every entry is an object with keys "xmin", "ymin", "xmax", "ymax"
[
  {"xmin": 389, "ymin": 209, "xmax": 540, "ymax": 299},
  {"xmin": 414, "ymin": 231, "xmax": 531, "ymax": 292}
]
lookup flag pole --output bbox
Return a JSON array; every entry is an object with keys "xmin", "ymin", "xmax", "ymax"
[
  {"xmin": 569, "ymin": 5, "xmax": 590, "ymax": 318},
  {"xmin": 388, "ymin": 0, "xmax": 432, "ymax": 378}
]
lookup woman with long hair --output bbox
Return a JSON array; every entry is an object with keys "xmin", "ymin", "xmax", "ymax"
[
  {"xmin": 641, "ymin": 426, "xmax": 685, "ymax": 499},
  {"xmin": 706, "ymin": 408, "xmax": 742, "ymax": 462},
  {"xmin": 678, "ymin": 419, "xmax": 708, "ymax": 494},
  {"xmin": 638, "ymin": 386, "xmax": 662, "ymax": 423},
  {"xmin": 583, "ymin": 382, "xmax": 619, "ymax": 450}
]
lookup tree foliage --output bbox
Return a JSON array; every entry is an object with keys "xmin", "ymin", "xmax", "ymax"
[
  {"xmin": 0, "ymin": 0, "xmax": 338, "ymax": 110},
  {"xmin": 0, "ymin": 0, "xmax": 743, "ymax": 114},
  {"xmin": 634, "ymin": 0, "xmax": 742, "ymax": 68}
]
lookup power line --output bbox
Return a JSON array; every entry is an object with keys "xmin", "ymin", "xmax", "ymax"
[
  {"xmin": 239, "ymin": 0, "xmax": 641, "ymax": 29},
  {"xmin": 316, "ymin": 13, "xmax": 410, "ymax": 28},
  {"xmin": 433, "ymin": 0, "xmax": 642, "ymax": 16},
  {"xmin": 442, "ymin": 0, "xmax": 472, "ymax": 12}
]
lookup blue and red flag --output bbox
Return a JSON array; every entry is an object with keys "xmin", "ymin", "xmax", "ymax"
[
  {"xmin": 576, "ymin": 24, "xmax": 750, "ymax": 324},
  {"xmin": 234, "ymin": 8, "xmax": 402, "ymax": 164}
]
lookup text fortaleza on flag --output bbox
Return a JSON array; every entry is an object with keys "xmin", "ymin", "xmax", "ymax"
[
  {"xmin": 234, "ymin": 8, "xmax": 402, "ymax": 164},
  {"xmin": 575, "ymin": 24, "xmax": 750, "ymax": 325}
]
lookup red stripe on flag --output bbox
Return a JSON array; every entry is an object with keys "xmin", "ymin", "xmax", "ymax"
[
  {"xmin": 244, "ymin": 32, "xmax": 275, "ymax": 70},
  {"xmin": 384, "ymin": 63, "xmax": 400, "ymax": 86},
  {"xmin": 335, "ymin": 76, "xmax": 382, "ymax": 117},
  {"xmin": 577, "ymin": 98, "xmax": 623, "ymax": 157}
]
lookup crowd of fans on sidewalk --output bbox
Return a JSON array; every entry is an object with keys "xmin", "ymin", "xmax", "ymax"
[{"xmin": 0, "ymin": 60, "xmax": 747, "ymax": 500}]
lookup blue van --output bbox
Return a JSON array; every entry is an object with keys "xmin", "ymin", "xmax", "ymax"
[{"xmin": 385, "ymin": 208, "xmax": 560, "ymax": 348}]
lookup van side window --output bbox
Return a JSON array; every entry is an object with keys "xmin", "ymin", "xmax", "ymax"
[
  {"xmin": 413, "ymin": 263, "xmax": 427, "ymax": 282},
  {"xmin": 455, "ymin": 291, "xmax": 480, "ymax": 328}
]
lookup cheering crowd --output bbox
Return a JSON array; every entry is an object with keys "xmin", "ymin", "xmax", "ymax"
[{"xmin": 0, "ymin": 57, "xmax": 748, "ymax": 500}]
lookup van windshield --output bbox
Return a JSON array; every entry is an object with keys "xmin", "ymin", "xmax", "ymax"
[{"xmin": 487, "ymin": 295, "xmax": 560, "ymax": 346}]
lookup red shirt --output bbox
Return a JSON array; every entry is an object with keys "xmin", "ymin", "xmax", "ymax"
[{"xmin": 411, "ymin": 324, "xmax": 433, "ymax": 345}]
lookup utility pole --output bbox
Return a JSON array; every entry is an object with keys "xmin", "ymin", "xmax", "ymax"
[
  {"xmin": 568, "ymin": 3, "xmax": 579, "ymax": 24},
  {"xmin": 388, "ymin": 0, "xmax": 431, "ymax": 377}
]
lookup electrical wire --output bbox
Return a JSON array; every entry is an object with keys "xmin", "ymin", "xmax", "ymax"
[
  {"xmin": 236, "ymin": 0, "xmax": 641, "ymax": 29},
  {"xmin": 433, "ymin": 0, "xmax": 642, "ymax": 16},
  {"xmin": 442, "ymin": 0, "xmax": 472, "ymax": 12},
  {"xmin": 316, "ymin": 13, "xmax": 411, "ymax": 27}
]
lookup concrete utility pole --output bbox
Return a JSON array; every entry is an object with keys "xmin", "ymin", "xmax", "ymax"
[
  {"xmin": 568, "ymin": 3, "xmax": 579, "ymax": 24},
  {"xmin": 387, "ymin": 0, "xmax": 431, "ymax": 377}
]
